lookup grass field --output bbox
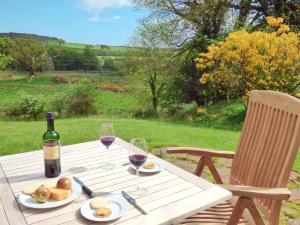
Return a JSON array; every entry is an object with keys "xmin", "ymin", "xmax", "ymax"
[
  {"xmin": 0, "ymin": 72, "xmax": 137, "ymax": 115},
  {"xmin": 49, "ymin": 42, "xmax": 143, "ymax": 57},
  {"xmin": 0, "ymin": 117, "xmax": 299, "ymax": 171},
  {"xmin": 0, "ymin": 117, "xmax": 240, "ymax": 155},
  {"xmin": 0, "ymin": 71, "xmax": 299, "ymax": 172}
]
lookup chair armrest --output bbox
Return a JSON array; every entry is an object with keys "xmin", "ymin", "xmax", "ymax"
[
  {"xmin": 220, "ymin": 184, "xmax": 291, "ymax": 200},
  {"xmin": 166, "ymin": 147, "xmax": 235, "ymax": 159}
]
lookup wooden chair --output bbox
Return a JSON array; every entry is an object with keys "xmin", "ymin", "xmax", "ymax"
[{"xmin": 166, "ymin": 90, "xmax": 300, "ymax": 225}]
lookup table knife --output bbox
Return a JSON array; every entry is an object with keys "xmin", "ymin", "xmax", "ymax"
[
  {"xmin": 121, "ymin": 191, "xmax": 148, "ymax": 215},
  {"xmin": 73, "ymin": 176, "xmax": 94, "ymax": 197}
]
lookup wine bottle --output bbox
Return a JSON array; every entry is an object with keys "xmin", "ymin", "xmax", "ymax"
[{"xmin": 43, "ymin": 112, "xmax": 61, "ymax": 178}]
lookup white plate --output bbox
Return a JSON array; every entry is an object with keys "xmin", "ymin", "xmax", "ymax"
[
  {"xmin": 81, "ymin": 196, "xmax": 128, "ymax": 222},
  {"xmin": 18, "ymin": 179, "xmax": 82, "ymax": 209},
  {"xmin": 131, "ymin": 159, "xmax": 164, "ymax": 173}
]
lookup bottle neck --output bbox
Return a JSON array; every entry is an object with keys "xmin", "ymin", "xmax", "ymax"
[{"xmin": 47, "ymin": 118, "xmax": 54, "ymax": 131}]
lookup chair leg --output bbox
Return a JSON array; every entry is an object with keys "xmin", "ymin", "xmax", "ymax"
[
  {"xmin": 195, "ymin": 157, "xmax": 223, "ymax": 184},
  {"xmin": 268, "ymin": 200, "xmax": 282, "ymax": 225},
  {"xmin": 204, "ymin": 157, "xmax": 223, "ymax": 184},
  {"xmin": 195, "ymin": 157, "xmax": 206, "ymax": 176},
  {"xmin": 228, "ymin": 197, "xmax": 248, "ymax": 225},
  {"xmin": 228, "ymin": 197, "xmax": 265, "ymax": 225},
  {"xmin": 246, "ymin": 198, "xmax": 265, "ymax": 225}
]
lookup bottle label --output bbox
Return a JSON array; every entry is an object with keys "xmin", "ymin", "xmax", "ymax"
[{"xmin": 43, "ymin": 140, "xmax": 60, "ymax": 160}]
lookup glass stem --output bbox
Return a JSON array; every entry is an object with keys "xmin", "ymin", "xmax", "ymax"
[{"xmin": 136, "ymin": 168, "xmax": 140, "ymax": 190}]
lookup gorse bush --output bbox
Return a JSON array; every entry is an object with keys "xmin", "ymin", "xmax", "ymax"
[
  {"xmin": 96, "ymin": 83, "xmax": 124, "ymax": 93},
  {"xmin": 66, "ymin": 82, "xmax": 95, "ymax": 115},
  {"xmin": 195, "ymin": 16, "xmax": 300, "ymax": 101},
  {"xmin": 6, "ymin": 93, "xmax": 46, "ymax": 119}
]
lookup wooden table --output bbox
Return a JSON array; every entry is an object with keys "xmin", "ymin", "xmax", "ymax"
[{"xmin": 0, "ymin": 138, "xmax": 232, "ymax": 225}]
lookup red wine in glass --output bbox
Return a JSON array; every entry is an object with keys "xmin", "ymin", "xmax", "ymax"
[
  {"xmin": 100, "ymin": 123, "xmax": 115, "ymax": 150},
  {"xmin": 128, "ymin": 138, "xmax": 148, "ymax": 196},
  {"xmin": 129, "ymin": 154, "xmax": 147, "ymax": 168},
  {"xmin": 99, "ymin": 123, "xmax": 115, "ymax": 169},
  {"xmin": 100, "ymin": 136, "xmax": 115, "ymax": 149}
]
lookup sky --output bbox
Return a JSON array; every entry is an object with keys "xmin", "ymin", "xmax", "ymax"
[{"xmin": 0, "ymin": 0, "xmax": 146, "ymax": 46}]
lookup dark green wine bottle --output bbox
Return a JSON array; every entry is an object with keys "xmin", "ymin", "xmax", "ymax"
[{"xmin": 43, "ymin": 112, "xmax": 61, "ymax": 178}]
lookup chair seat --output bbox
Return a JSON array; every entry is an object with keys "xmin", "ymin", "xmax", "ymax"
[{"xmin": 180, "ymin": 201, "xmax": 248, "ymax": 225}]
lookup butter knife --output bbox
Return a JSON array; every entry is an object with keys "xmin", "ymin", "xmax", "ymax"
[
  {"xmin": 121, "ymin": 191, "xmax": 148, "ymax": 215},
  {"xmin": 73, "ymin": 176, "xmax": 112, "ymax": 198},
  {"xmin": 73, "ymin": 176, "xmax": 94, "ymax": 197}
]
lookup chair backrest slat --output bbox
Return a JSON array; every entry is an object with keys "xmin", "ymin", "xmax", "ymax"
[{"xmin": 230, "ymin": 91, "xmax": 300, "ymax": 218}]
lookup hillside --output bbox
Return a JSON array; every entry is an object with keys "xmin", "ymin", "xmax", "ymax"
[
  {"xmin": 0, "ymin": 32, "xmax": 64, "ymax": 44},
  {"xmin": 0, "ymin": 32, "xmax": 142, "ymax": 58},
  {"xmin": 52, "ymin": 42, "xmax": 143, "ymax": 57}
]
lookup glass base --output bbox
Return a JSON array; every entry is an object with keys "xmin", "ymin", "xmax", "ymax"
[
  {"xmin": 99, "ymin": 162, "xmax": 115, "ymax": 170},
  {"xmin": 127, "ymin": 186, "xmax": 147, "ymax": 196}
]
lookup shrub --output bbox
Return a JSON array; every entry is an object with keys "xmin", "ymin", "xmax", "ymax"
[
  {"xmin": 219, "ymin": 101, "xmax": 246, "ymax": 124},
  {"xmin": 5, "ymin": 93, "xmax": 46, "ymax": 119},
  {"xmin": 195, "ymin": 16, "xmax": 300, "ymax": 101},
  {"xmin": 194, "ymin": 101, "xmax": 246, "ymax": 127},
  {"xmin": 66, "ymin": 82, "xmax": 95, "ymax": 115},
  {"xmin": 51, "ymin": 94, "xmax": 68, "ymax": 117}
]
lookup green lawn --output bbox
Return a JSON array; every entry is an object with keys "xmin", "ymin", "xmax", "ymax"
[
  {"xmin": 0, "ymin": 117, "xmax": 299, "ymax": 171},
  {"xmin": 0, "ymin": 117, "xmax": 239, "ymax": 154}
]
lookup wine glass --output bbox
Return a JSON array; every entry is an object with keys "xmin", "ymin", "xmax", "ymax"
[
  {"xmin": 99, "ymin": 123, "xmax": 116, "ymax": 169},
  {"xmin": 128, "ymin": 138, "xmax": 148, "ymax": 196},
  {"xmin": 100, "ymin": 123, "xmax": 115, "ymax": 149}
]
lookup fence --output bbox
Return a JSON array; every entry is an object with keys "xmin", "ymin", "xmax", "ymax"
[{"xmin": 52, "ymin": 70, "xmax": 127, "ymax": 87}]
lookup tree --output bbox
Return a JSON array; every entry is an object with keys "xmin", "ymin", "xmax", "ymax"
[
  {"xmin": 134, "ymin": 1, "xmax": 227, "ymax": 41},
  {"xmin": 131, "ymin": 22, "xmax": 174, "ymax": 111},
  {"xmin": 48, "ymin": 45, "xmax": 99, "ymax": 71},
  {"xmin": 101, "ymin": 58, "xmax": 117, "ymax": 71},
  {"xmin": 133, "ymin": 0, "xmax": 300, "ymax": 44},
  {"xmin": 0, "ymin": 38, "xmax": 13, "ymax": 70},
  {"xmin": 194, "ymin": 17, "xmax": 300, "ymax": 101},
  {"xmin": 82, "ymin": 45, "xmax": 99, "ymax": 71},
  {"xmin": 48, "ymin": 46, "xmax": 82, "ymax": 70},
  {"xmin": 132, "ymin": 0, "xmax": 300, "ymax": 106},
  {"xmin": 7, "ymin": 37, "xmax": 49, "ymax": 77}
]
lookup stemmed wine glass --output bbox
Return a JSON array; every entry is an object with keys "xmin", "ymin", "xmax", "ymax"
[
  {"xmin": 99, "ymin": 123, "xmax": 116, "ymax": 169},
  {"xmin": 128, "ymin": 138, "xmax": 148, "ymax": 196}
]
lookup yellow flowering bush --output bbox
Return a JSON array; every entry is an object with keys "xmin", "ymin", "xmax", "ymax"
[
  {"xmin": 266, "ymin": 16, "xmax": 284, "ymax": 27},
  {"xmin": 196, "ymin": 107, "xmax": 206, "ymax": 114},
  {"xmin": 195, "ymin": 17, "xmax": 300, "ymax": 100}
]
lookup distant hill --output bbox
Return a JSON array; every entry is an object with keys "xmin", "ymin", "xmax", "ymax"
[
  {"xmin": 0, "ymin": 32, "xmax": 65, "ymax": 44},
  {"xmin": 0, "ymin": 32, "xmax": 143, "ymax": 58}
]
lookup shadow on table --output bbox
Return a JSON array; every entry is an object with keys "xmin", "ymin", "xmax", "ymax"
[
  {"xmin": 67, "ymin": 167, "xmax": 88, "ymax": 174},
  {"xmin": 2, "ymin": 167, "xmax": 89, "ymax": 184},
  {"xmin": 4, "ymin": 173, "xmax": 44, "ymax": 184},
  {"xmin": 127, "ymin": 167, "xmax": 158, "ymax": 176}
]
